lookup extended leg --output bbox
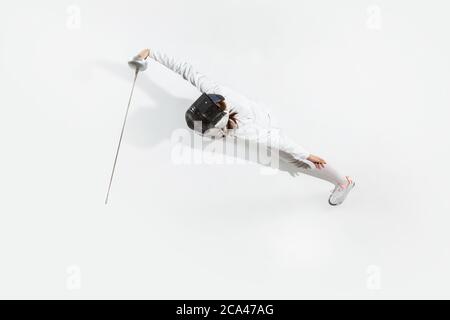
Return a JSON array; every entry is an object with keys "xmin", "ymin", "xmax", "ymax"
[{"xmin": 282, "ymin": 154, "xmax": 347, "ymax": 186}]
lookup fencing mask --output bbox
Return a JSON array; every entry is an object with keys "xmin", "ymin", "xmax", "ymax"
[{"xmin": 185, "ymin": 93, "xmax": 229, "ymax": 137}]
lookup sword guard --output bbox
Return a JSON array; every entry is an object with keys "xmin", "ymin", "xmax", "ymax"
[{"xmin": 128, "ymin": 55, "xmax": 148, "ymax": 72}]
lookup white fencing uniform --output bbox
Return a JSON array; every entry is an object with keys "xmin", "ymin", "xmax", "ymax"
[{"xmin": 150, "ymin": 50, "xmax": 347, "ymax": 186}]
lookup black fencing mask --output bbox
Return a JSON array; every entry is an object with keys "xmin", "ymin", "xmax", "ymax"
[{"xmin": 185, "ymin": 93, "xmax": 228, "ymax": 135}]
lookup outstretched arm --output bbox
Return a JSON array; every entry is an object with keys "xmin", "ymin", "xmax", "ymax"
[
  {"xmin": 136, "ymin": 48, "xmax": 221, "ymax": 94},
  {"xmin": 270, "ymin": 134, "xmax": 325, "ymax": 169}
]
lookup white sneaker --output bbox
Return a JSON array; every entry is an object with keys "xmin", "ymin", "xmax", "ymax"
[{"xmin": 328, "ymin": 177, "xmax": 355, "ymax": 206}]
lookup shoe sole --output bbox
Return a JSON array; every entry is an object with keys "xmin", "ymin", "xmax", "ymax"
[{"xmin": 328, "ymin": 182, "xmax": 355, "ymax": 206}]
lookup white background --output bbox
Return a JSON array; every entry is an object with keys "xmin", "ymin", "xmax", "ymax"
[{"xmin": 1, "ymin": 0, "xmax": 450, "ymax": 299}]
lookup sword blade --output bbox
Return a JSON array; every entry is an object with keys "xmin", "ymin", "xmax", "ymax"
[{"xmin": 105, "ymin": 69, "xmax": 139, "ymax": 204}]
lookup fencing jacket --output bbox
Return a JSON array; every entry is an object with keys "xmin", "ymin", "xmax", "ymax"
[{"xmin": 149, "ymin": 50, "xmax": 310, "ymax": 161}]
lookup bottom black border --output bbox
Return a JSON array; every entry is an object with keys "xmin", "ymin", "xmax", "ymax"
[{"xmin": 0, "ymin": 300, "xmax": 448, "ymax": 318}]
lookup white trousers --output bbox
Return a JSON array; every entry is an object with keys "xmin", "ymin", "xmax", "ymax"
[{"xmin": 276, "ymin": 148, "xmax": 347, "ymax": 186}]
